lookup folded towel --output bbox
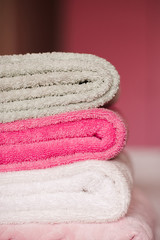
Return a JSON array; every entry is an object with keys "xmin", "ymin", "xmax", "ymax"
[
  {"xmin": 0, "ymin": 52, "xmax": 119, "ymax": 123},
  {"xmin": 0, "ymin": 188, "xmax": 154, "ymax": 240},
  {"xmin": 0, "ymin": 154, "xmax": 132, "ymax": 224},
  {"xmin": 0, "ymin": 108, "xmax": 126, "ymax": 172}
]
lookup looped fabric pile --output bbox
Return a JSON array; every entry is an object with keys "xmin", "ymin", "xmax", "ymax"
[{"xmin": 0, "ymin": 52, "xmax": 154, "ymax": 240}]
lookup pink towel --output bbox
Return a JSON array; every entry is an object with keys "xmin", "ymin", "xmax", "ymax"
[
  {"xmin": 0, "ymin": 109, "xmax": 126, "ymax": 172},
  {"xmin": 0, "ymin": 188, "xmax": 154, "ymax": 240}
]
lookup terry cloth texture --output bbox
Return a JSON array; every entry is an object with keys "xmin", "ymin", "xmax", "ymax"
[
  {"xmin": 0, "ymin": 188, "xmax": 154, "ymax": 240},
  {"xmin": 0, "ymin": 155, "xmax": 132, "ymax": 224},
  {"xmin": 0, "ymin": 108, "xmax": 126, "ymax": 172},
  {"xmin": 0, "ymin": 52, "xmax": 120, "ymax": 123}
]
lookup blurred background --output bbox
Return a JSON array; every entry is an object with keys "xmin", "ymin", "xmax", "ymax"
[{"xmin": 0, "ymin": 0, "xmax": 160, "ymax": 236}]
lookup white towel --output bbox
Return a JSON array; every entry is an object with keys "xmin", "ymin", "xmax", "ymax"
[
  {"xmin": 0, "ymin": 154, "xmax": 133, "ymax": 224},
  {"xmin": 0, "ymin": 52, "xmax": 119, "ymax": 123}
]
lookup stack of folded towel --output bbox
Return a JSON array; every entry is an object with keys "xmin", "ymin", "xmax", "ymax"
[{"xmin": 0, "ymin": 52, "xmax": 154, "ymax": 240}]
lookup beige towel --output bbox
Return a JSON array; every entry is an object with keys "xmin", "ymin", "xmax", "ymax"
[{"xmin": 0, "ymin": 52, "xmax": 119, "ymax": 122}]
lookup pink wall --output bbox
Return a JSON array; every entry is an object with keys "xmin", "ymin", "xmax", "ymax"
[{"xmin": 64, "ymin": 0, "xmax": 160, "ymax": 146}]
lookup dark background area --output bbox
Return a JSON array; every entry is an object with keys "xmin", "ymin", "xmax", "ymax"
[{"xmin": 0, "ymin": 0, "xmax": 65, "ymax": 54}]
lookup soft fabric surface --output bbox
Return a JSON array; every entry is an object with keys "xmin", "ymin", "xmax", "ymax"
[
  {"xmin": 0, "ymin": 188, "xmax": 154, "ymax": 240},
  {"xmin": 127, "ymin": 147, "xmax": 160, "ymax": 240},
  {"xmin": 0, "ymin": 52, "xmax": 119, "ymax": 123},
  {"xmin": 0, "ymin": 155, "xmax": 132, "ymax": 224},
  {"xmin": 0, "ymin": 108, "xmax": 126, "ymax": 172}
]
